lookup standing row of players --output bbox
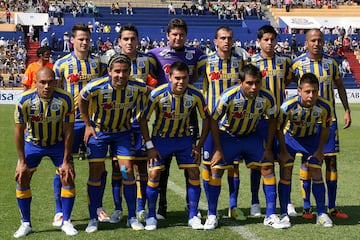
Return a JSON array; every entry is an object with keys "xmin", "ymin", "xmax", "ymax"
[{"xmin": 13, "ymin": 18, "xmax": 351, "ymax": 238}]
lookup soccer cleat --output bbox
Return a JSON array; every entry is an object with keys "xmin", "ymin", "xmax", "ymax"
[
  {"xmin": 287, "ymin": 204, "xmax": 298, "ymax": 217},
  {"xmin": 204, "ymin": 215, "xmax": 218, "ymax": 230},
  {"xmin": 188, "ymin": 216, "xmax": 204, "ymax": 230},
  {"xmin": 85, "ymin": 218, "xmax": 98, "ymax": 233},
  {"xmin": 279, "ymin": 214, "xmax": 291, "ymax": 228},
  {"xmin": 229, "ymin": 207, "xmax": 246, "ymax": 221},
  {"xmin": 13, "ymin": 221, "xmax": 32, "ymax": 238},
  {"xmin": 110, "ymin": 210, "xmax": 123, "ymax": 223},
  {"xmin": 145, "ymin": 217, "xmax": 157, "ymax": 231},
  {"xmin": 127, "ymin": 217, "xmax": 144, "ymax": 230},
  {"xmin": 329, "ymin": 208, "xmax": 349, "ymax": 219},
  {"xmin": 317, "ymin": 213, "xmax": 333, "ymax": 227},
  {"xmin": 52, "ymin": 212, "xmax": 63, "ymax": 227},
  {"xmin": 61, "ymin": 220, "xmax": 78, "ymax": 236},
  {"xmin": 136, "ymin": 210, "xmax": 147, "ymax": 223},
  {"xmin": 97, "ymin": 207, "xmax": 110, "ymax": 222},
  {"xmin": 263, "ymin": 214, "xmax": 289, "ymax": 229},
  {"xmin": 302, "ymin": 208, "xmax": 314, "ymax": 220},
  {"xmin": 250, "ymin": 203, "xmax": 261, "ymax": 217}
]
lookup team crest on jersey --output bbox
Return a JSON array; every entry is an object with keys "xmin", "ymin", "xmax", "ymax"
[
  {"xmin": 137, "ymin": 58, "xmax": 145, "ymax": 68},
  {"xmin": 183, "ymin": 94, "xmax": 194, "ymax": 108},
  {"xmin": 51, "ymin": 98, "xmax": 62, "ymax": 111},
  {"xmin": 51, "ymin": 103, "xmax": 60, "ymax": 111},
  {"xmin": 90, "ymin": 61, "xmax": 98, "ymax": 69},
  {"xmin": 254, "ymin": 97, "xmax": 265, "ymax": 109},
  {"xmin": 231, "ymin": 58, "xmax": 239, "ymax": 68},
  {"xmin": 276, "ymin": 57, "xmax": 283, "ymax": 65},
  {"xmin": 185, "ymin": 51, "xmax": 194, "ymax": 60},
  {"xmin": 323, "ymin": 63, "xmax": 330, "ymax": 70},
  {"xmin": 234, "ymin": 98, "xmax": 244, "ymax": 108},
  {"xmin": 312, "ymin": 106, "xmax": 322, "ymax": 117},
  {"xmin": 126, "ymin": 87, "xmax": 134, "ymax": 98}
]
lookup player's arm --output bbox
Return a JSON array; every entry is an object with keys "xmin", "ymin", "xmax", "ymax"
[
  {"xmin": 61, "ymin": 121, "xmax": 75, "ymax": 184},
  {"xmin": 334, "ymin": 76, "xmax": 351, "ymax": 129},
  {"xmin": 14, "ymin": 122, "xmax": 30, "ymax": 186},
  {"xmin": 78, "ymin": 91, "xmax": 97, "ymax": 144}
]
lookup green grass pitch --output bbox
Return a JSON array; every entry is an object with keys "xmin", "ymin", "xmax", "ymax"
[{"xmin": 0, "ymin": 104, "xmax": 359, "ymax": 240}]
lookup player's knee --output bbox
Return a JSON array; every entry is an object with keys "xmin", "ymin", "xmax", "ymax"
[{"xmin": 186, "ymin": 167, "xmax": 200, "ymax": 179}]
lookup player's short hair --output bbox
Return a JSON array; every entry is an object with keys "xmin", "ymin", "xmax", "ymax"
[
  {"xmin": 169, "ymin": 61, "xmax": 189, "ymax": 76},
  {"xmin": 71, "ymin": 23, "xmax": 91, "ymax": 37},
  {"xmin": 108, "ymin": 54, "xmax": 132, "ymax": 70},
  {"xmin": 215, "ymin": 26, "xmax": 233, "ymax": 39},
  {"xmin": 119, "ymin": 24, "xmax": 139, "ymax": 39},
  {"xmin": 299, "ymin": 72, "xmax": 319, "ymax": 89},
  {"xmin": 167, "ymin": 18, "xmax": 187, "ymax": 34},
  {"xmin": 36, "ymin": 46, "xmax": 51, "ymax": 58},
  {"xmin": 239, "ymin": 64, "xmax": 262, "ymax": 82},
  {"xmin": 257, "ymin": 25, "xmax": 278, "ymax": 40}
]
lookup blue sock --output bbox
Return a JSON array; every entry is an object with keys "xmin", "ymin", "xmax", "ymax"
[
  {"xmin": 300, "ymin": 165, "xmax": 311, "ymax": 209},
  {"xmin": 228, "ymin": 168, "xmax": 240, "ymax": 210},
  {"xmin": 278, "ymin": 179, "xmax": 291, "ymax": 215},
  {"xmin": 312, "ymin": 179, "xmax": 326, "ymax": 216},
  {"xmin": 123, "ymin": 177, "xmax": 137, "ymax": 219},
  {"xmin": 87, "ymin": 178, "xmax": 102, "ymax": 219},
  {"xmin": 53, "ymin": 172, "xmax": 62, "ymax": 213},
  {"xmin": 100, "ymin": 171, "xmax": 107, "ymax": 207},
  {"xmin": 112, "ymin": 173, "xmax": 123, "ymax": 211},
  {"xmin": 326, "ymin": 170, "xmax": 337, "ymax": 209},
  {"xmin": 61, "ymin": 185, "xmax": 75, "ymax": 221},
  {"xmin": 187, "ymin": 177, "xmax": 201, "ymax": 219},
  {"xmin": 16, "ymin": 185, "xmax": 32, "ymax": 223},
  {"xmin": 137, "ymin": 174, "xmax": 147, "ymax": 212},
  {"xmin": 146, "ymin": 179, "xmax": 159, "ymax": 218},
  {"xmin": 263, "ymin": 174, "xmax": 276, "ymax": 217},
  {"xmin": 207, "ymin": 174, "xmax": 222, "ymax": 216},
  {"xmin": 251, "ymin": 169, "xmax": 261, "ymax": 204}
]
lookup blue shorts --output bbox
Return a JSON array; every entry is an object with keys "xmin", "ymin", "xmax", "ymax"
[
  {"xmin": 284, "ymin": 133, "xmax": 322, "ymax": 167},
  {"xmin": 204, "ymin": 131, "xmax": 271, "ymax": 169},
  {"xmin": 72, "ymin": 121, "xmax": 85, "ymax": 154},
  {"xmin": 317, "ymin": 122, "xmax": 339, "ymax": 155},
  {"xmin": 151, "ymin": 136, "xmax": 197, "ymax": 170},
  {"xmin": 203, "ymin": 132, "xmax": 242, "ymax": 165},
  {"xmin": 87, "ymin": 130, "xmax": 135, "ymax": 162},
  {"xmin": 24, "ymin": 141, "xmax": 68, "ymax": 170}
]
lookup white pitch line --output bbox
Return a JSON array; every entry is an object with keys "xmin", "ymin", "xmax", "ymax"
[{"xmin": 168, "ymin": 180, "xmax": 261, "ymax": 240}]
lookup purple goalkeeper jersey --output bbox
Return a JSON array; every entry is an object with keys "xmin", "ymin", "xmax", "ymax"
[{"xmin": 148, "ymin": 45, "xmax": 207, "ymax": 85}]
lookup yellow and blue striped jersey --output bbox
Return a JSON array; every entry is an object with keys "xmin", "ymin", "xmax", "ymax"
[
  {"xmin": 279, "ymin": 95, "xmax": 333, "ymax": 137},
  {"xmin": 80, "ymin": 76, "xmax": 147, "ymax": 132},
  {"xmin": 14, "ymin": 87, "xmax": 75, "ymax": 146},
  {"xmin": 53, "ymin": 52, "xmax": 107, "ymax": 119},
  {"xmin": 203, "ymin": 51, "xmax": 246, "ymax": 112},
  {"xmin": 129, "ymin": 52, "xmax": 157, "ymax": 82},
  {"xmin": 213, "ymin": 85, "xmax": 277, "ymax": 136},
  {"xmin": 251, "ymin": 53, "xmax": 291, "ymax": 109},
  {"xmin": 142, "ymin": 83, "xmax": 209, "ymax": 138},
  {"xmin": 129, "ymin": 52, "xmax": 156, "ymax": 126},
  {"xmin": 289, "ymin": 52, "xmax": 339, "ymax": 110}
]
